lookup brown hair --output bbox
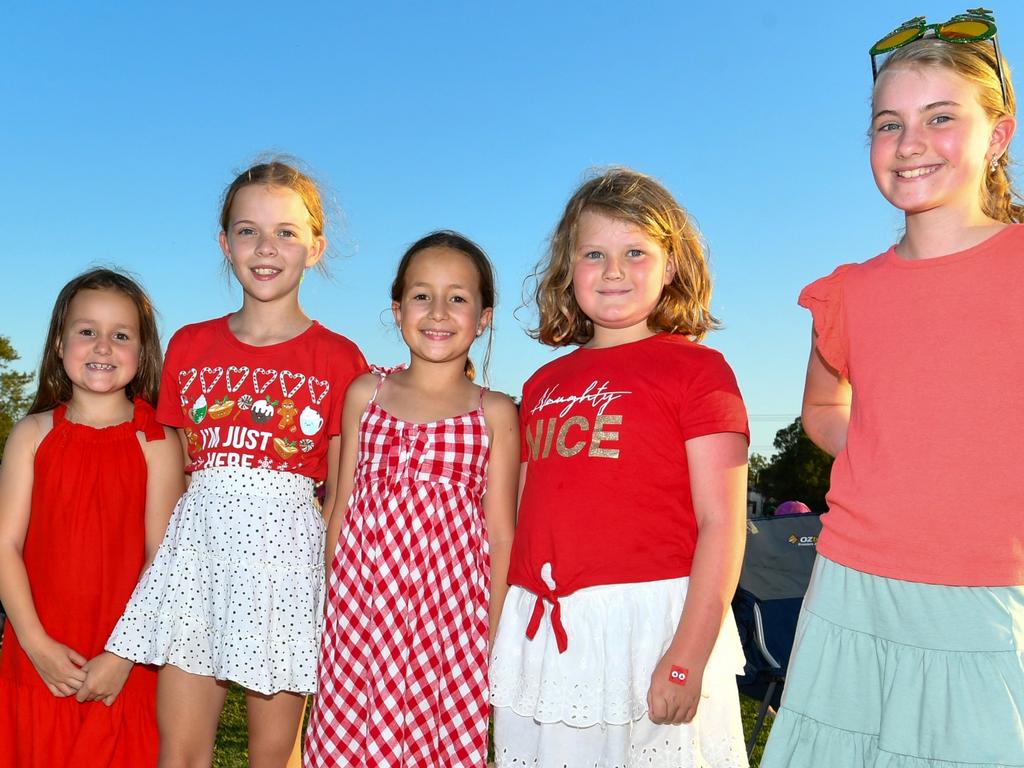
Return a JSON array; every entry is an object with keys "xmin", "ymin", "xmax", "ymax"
[
  {"xmin": 30, "ymin": 268, "xmax": 162, "ymax": 413},
  {"xmin": 220, "ymin": 159, "xmax": 330, "ymax": 273},
  {"xmin": 875, "ymin": 37, "xmax": 1024, "ymax": 222},
  {"xmin": 529, "ymin": 167, "xmax": 718, "ymax": 347},
  {"xmin": 390, "ymin": 231, "xmax": 496, "ymax": 382}
]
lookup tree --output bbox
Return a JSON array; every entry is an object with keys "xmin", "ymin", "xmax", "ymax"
[
  {"xmin": 751, "ymin": 417, "xmax": 834, "ymax": 513},
  {"xmin": 0, "ymin": 336, "xmax": 34, "ymax": 455}
]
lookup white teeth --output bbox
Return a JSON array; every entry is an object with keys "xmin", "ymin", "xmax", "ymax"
[
  {"xmin": 253, "ymin": 267, "xmax": 279, "ymax": 276},
  {"xmin": 897, "ymin": 166, "xmax": 938, "ymax": 178},
  {"xmin": 87, "ymin": 364, "xmax": 114, "ymax": 370}
]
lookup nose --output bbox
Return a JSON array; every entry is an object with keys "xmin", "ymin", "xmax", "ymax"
[
  {"xmin": 602, "ymin": 254, "xmax": 624, "ymax": 280},
  {"xmin": 94, "ymin": 335, "xmax": 112, "ymax": 354},
  {"xmin": 428, "ymin": 297, "xmax": 448, "ymax": 320},
  {"xmin": 255, "ymin": 232, "xmax": 277, "ymax": 256},
  {"xmin": 896, "ymin": 124, "xmax": 925, "ymax": 160}
]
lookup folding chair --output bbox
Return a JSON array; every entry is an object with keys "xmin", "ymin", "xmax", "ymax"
[{"xmin": 732, "ymin": 511, "xmax": 822, "ymax": 757}]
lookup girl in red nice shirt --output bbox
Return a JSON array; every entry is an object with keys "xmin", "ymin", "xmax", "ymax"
[
  {"xmin": 106, "ymin": 160, "xmax": 367, "ymax": 767},
  {"xmin": 490, "ymin": 167, "xmax": 750, "ymax": 767}
]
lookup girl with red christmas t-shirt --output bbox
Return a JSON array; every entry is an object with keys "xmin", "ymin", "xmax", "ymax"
[
  {"xmin": 107, "ymin": 160, "xmax": 367, "ymax": 766},
  {"xmin": 490, "ymin": 168, "xmax": 750, "ymax": 767}
]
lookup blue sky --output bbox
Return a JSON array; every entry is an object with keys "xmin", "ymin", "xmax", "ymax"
[{"xmin": 5, "ymin": 1, "xmax": 1023, "ymax": 455}]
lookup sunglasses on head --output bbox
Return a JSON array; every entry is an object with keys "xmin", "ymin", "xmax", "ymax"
[{"xmin": 869, "ymin": 7, "xmax": 1007, "ymax": 107}]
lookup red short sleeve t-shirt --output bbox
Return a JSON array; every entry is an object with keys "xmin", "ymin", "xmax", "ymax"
[
  {"xmin": 157, "ymin": 317, "xmax": 367, "ymax": 481},
  {"xmin": 507, "ymin": 333, "xmax": 749, "ymax": 599}
]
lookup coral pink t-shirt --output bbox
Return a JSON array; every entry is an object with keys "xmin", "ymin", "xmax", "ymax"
[
  {"xmin": 801, "ymin": 225, "xmax": 1024, "ymax": 586},
  {"xmin": 157, "ymin": 317, "xmax": 367, "ymax": 481}
]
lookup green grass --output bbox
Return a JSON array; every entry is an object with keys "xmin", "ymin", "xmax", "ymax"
[{"xmin": 213, "ymin": 686, "xmax": 774, "ymax": 767}]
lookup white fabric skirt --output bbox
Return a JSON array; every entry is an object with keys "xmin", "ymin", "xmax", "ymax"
[
  {"xmin": 490, "ymin": 577, "xmax": 748, "ymax": 768},
  {"xmin": 106, "ymin": 467, "xmax": 326, "ymax": 695}
]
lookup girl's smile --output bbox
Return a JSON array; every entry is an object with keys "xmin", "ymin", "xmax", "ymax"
[
  {"xmin": 870, "ymin": 65, "xmax": 1009, "ymax": 219},
  {"xmin": 392, "ymin": 245, "xmax": 491, "ymax": 366},
  {"xmin": 219, "ymin": 184, "xmax": 324, "ymax": 303},
  {"xmin": 58, "ymin": 288, "xmax": 141, "ymax": 397}
]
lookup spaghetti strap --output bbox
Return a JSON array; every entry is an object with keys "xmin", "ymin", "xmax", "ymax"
[
  {"xmin": 368, "ymin": 364, "xmax": 406, "ymax": 404},
  {"xmin": 478, "ymin": 386, "xmax": 488, "ymax": 412}
]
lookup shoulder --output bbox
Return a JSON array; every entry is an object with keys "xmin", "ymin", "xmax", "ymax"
[
  {"xmin": 483, "ymin": 390, "xmax": 518, "ymax": 429},
  {"xmin": 522, "ymin": 349, "xmax": 577, "ymax": 387},
  {"xmin": 166, "ymin": 317, "xmax": 225, "ymax": 350},
  {"xmin": 652, "ymin": 334, "xmax": 733, "ymax": 370},
  {"xmin": 140, "ymin": 425, "xmax": 182, "ymax": 464},
  {"xmin": 307, "ymin": 324, "xmax": 368, "ymax": 369},
  {"xmin": 4, "ymin": 412, "xmax": 51, "ymax": 460},
  {"xmin": 344, "ymin": 372, "xmax": 379, "ymax": 407},
  {"xmin": 310, "ymin": 323, "xmax": 363, "ymax": 354}
]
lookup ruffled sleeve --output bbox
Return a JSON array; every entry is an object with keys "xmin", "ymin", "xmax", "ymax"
[
  {"xmin": 798, "ymin": 264, "xmax": 855, "ymax": 380},
  {"xmin": 132, "ymin": 399, "xmax": 167, "ymax": 442}
]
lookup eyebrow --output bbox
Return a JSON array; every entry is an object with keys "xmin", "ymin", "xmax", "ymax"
[
  {"xmin": 872, "ymin": 100, "xmax": 962, "ymax": 120},
  {"xmin": 231, "ymin": 218, "xmax": 303, "ymax": 228},
  {"xmin": 68, "ymin": 318, "xmax": 137, "ymax": 329},
  {"xmin": 409, "ymin": 281, "xmax": 468, "ymax": 290}
]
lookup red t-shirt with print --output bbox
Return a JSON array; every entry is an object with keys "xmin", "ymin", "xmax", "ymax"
[
  {"xmin": 508, "ymin": 333, "xmax": 749, "ymax": 602},
  {"xmin": 157, "ymin": 316, "xmax": 367, "ymax": 481}
]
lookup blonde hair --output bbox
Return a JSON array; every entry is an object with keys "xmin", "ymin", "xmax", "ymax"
[
  {"xmin": 875, "ymin": 37, "xmax": 1024, "ymax": 222},
  {"xmin": 529, "ymin": 167, "xmax": 718, "ymax": 347},
  {"xmin": 220, "ymin": 158, "xmax": 331, "ymax": 274}
]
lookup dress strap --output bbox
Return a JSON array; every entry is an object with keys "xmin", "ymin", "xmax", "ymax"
[
  {"xmin": 368, "ymin": 364, "xmax": 407, "ymax": 403},
  {"xmin": 131, "ymin": 399, "xmax": 166, "ymax": 442},
  {"xmin": 52, "ymin": 403, "xmax": 68, "ymax": 425},
  {"xmin": 477, "ymin": 386, "xmax": 489, "ymax": 412}
]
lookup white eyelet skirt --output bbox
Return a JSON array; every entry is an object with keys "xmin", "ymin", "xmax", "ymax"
[
  {"xmin": 106, "ymin": 467, "xmax": 326, "ymax": 695},
  {"xmin": 490, "ymin": 576, "xmax": 749, "ymax": 768}
]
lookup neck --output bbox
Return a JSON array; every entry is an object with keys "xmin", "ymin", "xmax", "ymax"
[
  {"xmin": 898, "ymin": 204, "xmax": 1005, "ymax": 260},
  {"xmin": 230, "ymin": 298, "xmax": 312, "ymax": 346},
  {"xmin": 66, "ymin": 389, "xmax": 133, "ymax": 427},
  {"xmin": 587, "ymin": 323, "xmax": 657, "ymax": 349},
  {"xmin": 403, "ymin": 357, "xmax": 473, "ymax": 392}
]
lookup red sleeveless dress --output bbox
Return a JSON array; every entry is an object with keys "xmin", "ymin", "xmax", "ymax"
[{"xmin": 0, "ymin": 400, "xmax": 161, "ymax": 767}]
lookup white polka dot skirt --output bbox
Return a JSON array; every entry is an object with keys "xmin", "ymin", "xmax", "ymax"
[{"xmin": 106, "ymin": 467, "xmax": 325, "ymax": 695}]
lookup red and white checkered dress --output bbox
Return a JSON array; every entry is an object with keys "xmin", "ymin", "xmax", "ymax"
[{"xmin": 305, "ymin": 374, "xmax": 491, "ymax": 768}]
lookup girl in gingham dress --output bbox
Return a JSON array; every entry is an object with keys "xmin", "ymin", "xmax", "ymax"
[{"xmin": 304, "ymin": 231, "xmax": 518, "ymax": 768}]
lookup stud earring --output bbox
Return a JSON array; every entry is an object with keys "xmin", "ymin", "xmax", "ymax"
[{"xmin": 990, "ymin": 155, "xmax": 1001, "ymax": 173}]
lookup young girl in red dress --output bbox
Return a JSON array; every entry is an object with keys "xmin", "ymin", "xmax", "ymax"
[
  {"xmin": 0, "ymin": 268, "xmax": 183, "ymax": 767},
  {"xmin": 304, "ymin": 231, "xmax": 519, "ymax": 768}
]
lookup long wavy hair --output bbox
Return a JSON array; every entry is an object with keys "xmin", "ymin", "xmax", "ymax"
[
  {"xmin": 30, "ymin": 268, "xmax": 161, "ymax": 413},
  {"xmin": 528, "ymin": 167, "xmax": 719, "ymax": 347}
]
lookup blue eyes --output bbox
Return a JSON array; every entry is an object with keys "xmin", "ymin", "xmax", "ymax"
[
  {"xmin": 235, "ymin": 228, "xmax": 297, "ymax": 238},
  {"xmin": 875, "ymin": 115, "xmax": 954, "ymax": 133},
  {"xmin": 582, "ymin": 249, "xmax": 645, "ymax": 260}
]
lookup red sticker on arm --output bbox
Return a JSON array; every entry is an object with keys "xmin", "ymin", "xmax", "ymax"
[{"xmin": 669, "ymin": 665, "xmax": 689, "ymax": 686}]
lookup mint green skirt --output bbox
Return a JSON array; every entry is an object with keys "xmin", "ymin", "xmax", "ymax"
[{"xmin": 761, "ymin": 556, "xmax": 1024, "ymax": 767}]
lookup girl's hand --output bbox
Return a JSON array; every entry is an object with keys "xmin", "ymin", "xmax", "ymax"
[
  {"xmin": 76, "ymin": 652, "xmax": 134, "ymax": 706},
  {"xmin": 23, "ymin": 634, "xmax": 88, "ymax": 697},
  {"xmin": 646, "ymin": 654, "xmax": 704, "ymax": 726}
]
